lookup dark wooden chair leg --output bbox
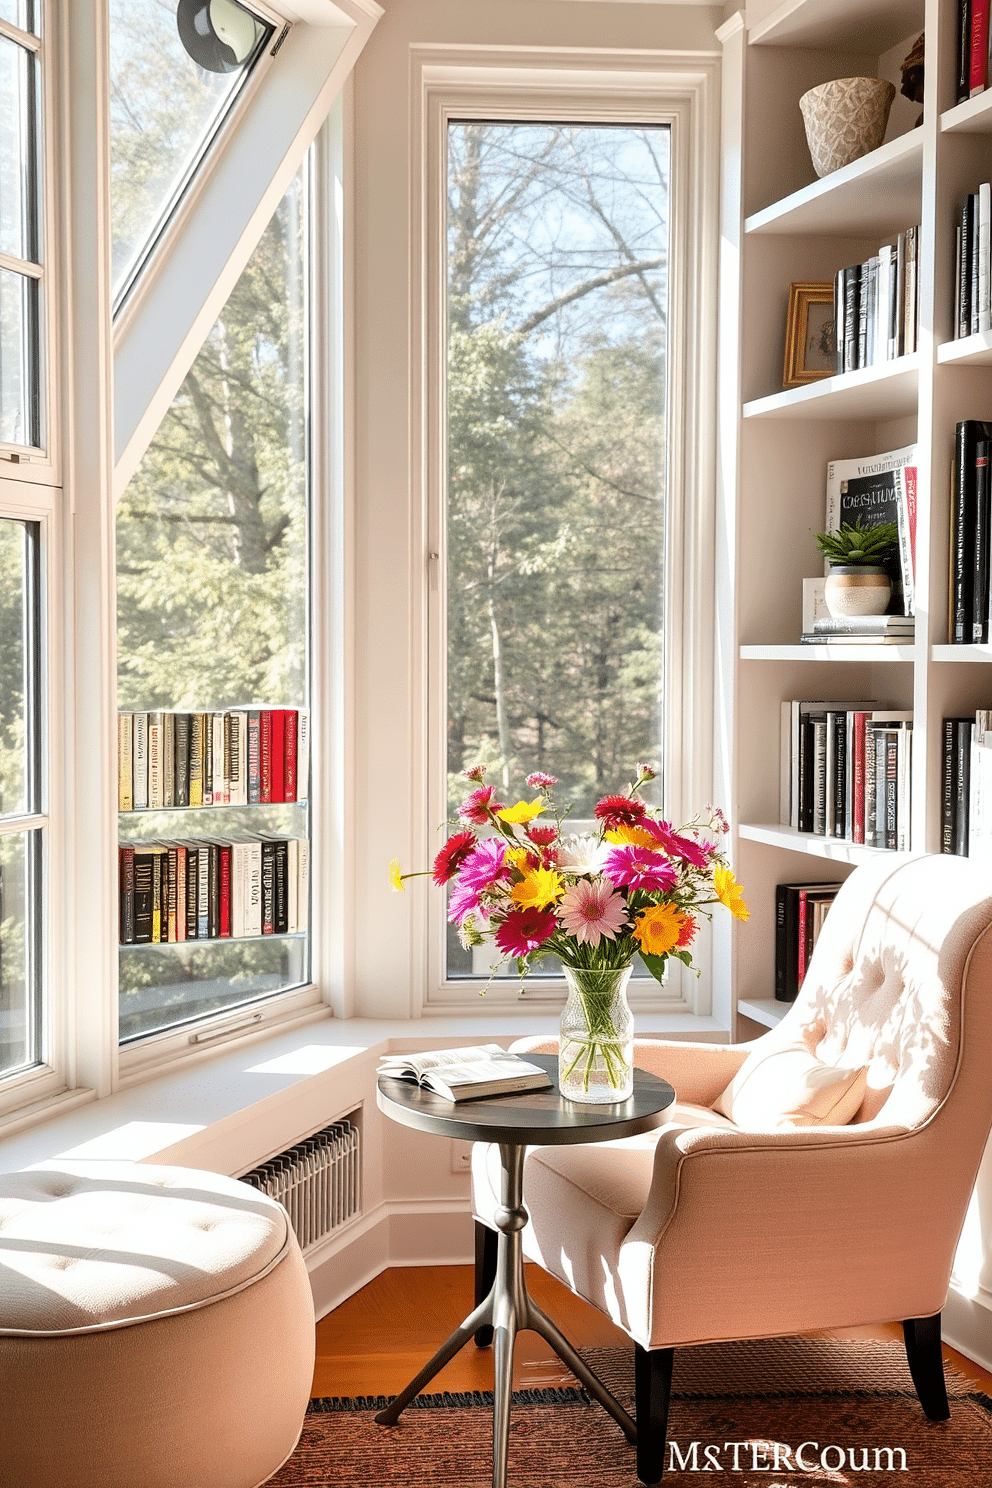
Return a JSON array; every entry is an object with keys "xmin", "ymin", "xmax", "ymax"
[
  {"xmin": 635, "ymin": 1344, "xmax": 675, "ymax": 1484},
  {"xmin": 902, "ymin": 1313, "xmax": 951, "ymax": 1420},
  {"xmin": 473, "ymin": 1219, "xmax": 497, "ymax": 1347}
]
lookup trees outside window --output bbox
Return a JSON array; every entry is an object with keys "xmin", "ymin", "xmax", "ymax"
[{"xmin": 444, "ymin": 122, "xmax": 670, "ymax": 976}]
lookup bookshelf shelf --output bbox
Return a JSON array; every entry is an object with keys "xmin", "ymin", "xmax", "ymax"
[
  {"xmin": 119, "ymin": 802, "xmax": 307, "ymax": 815},
  {"xmin": 740, "ymin": 643, "xmax": 915, "ymax": 661},
  {"xmin": 120, "ymin": 933, "xmax": 307, "ymax": 951},
  {"xmin": 931, "ymin": 645, "xmax": 992, "ymax": 663},
  {"xmin": 744, "ymin": 130, "xmax": 922, "ymax": 239},
  {"xmin": 738, "ymin": 823, "xmax": 908, "ymax": 864},
  {"xmin": 747, "ymin": 0, "xmax": 924, "ymax": 52},
  {"xmin": 936, "ymin": 330, "xmax": 992, "ymax": 366},
  {"xmin": 736, "ymin": 997, "xmax": 789, "ymax": 1029},
  {"xmin": 940, "ymin": 89, "xmax": 992, "ymax": 135},
  {"xmin": 742, "ymin": 355, "xmax": 919, "ymax": 422}
]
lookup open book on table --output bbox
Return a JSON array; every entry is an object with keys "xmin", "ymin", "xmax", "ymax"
[{"xmin": 377, "ymin": 1044, "xmax": 553, "ymax": 1102}]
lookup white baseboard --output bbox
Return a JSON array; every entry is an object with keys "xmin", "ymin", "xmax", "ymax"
[
  {"xmin": 942, "ymin": 1285, "xmax": 992, "ymax": 1376},
  {"xmin": 308, "ymin": 1198, "xmax": 475, "ymax": 1320}
]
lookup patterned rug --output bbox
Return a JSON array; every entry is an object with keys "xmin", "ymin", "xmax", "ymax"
[{"xmin": 271, "ymin": 1338, "xmax": 992, "ymax": 1487}]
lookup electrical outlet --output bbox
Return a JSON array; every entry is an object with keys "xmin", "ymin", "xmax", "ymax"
[{"xmin": 451, "ymin": 1139, "xmax": 474, "ymax": 1173}]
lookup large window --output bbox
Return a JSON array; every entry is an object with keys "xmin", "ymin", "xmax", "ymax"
[
  {"xmin": 0, "ymin": 3, "xmax": 43, "ymax": 452},
  {"xmin": 115, "ymin": 162, "xmax": 311, "ymax": 1043},
  {"xmin": 443, "ymin": 121, "xmax": 670, "ymax": 979},
  {"xmin": 109, "ymin": 0, "xmax": 275, "ymax": 308}
]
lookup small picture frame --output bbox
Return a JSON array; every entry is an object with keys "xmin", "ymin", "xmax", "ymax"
[{"xmin": 783, "ymin": 282, "xmax": 836, "ymax": 389}]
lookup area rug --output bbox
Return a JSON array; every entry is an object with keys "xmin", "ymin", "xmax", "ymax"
[{"xmin": 271, "ymin": 1338, "xmax": 992, "ymax": 1487}]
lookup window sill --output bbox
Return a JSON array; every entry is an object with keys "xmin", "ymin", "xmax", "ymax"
[{"xmin": 0, "ymin": 1008, "xmax": 729, "ymax": 1174}]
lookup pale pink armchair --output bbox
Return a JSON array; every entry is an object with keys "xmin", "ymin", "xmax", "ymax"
[{"xmin": 472, "ymin": 854, "xmax": 992, "ymax": 1482}]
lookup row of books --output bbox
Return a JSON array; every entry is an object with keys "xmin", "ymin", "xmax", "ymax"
[
  {"xmin": 780, "ymin": 701, "xmax": 913, "ymax": 849},
  {"xmin": 949, "ymin": 420, "xmax": 992, "ymax": 643},
  {"xmin": 941, "ymin": 712, "xmax": 992, "ymax": 857},
  {"xmin": 774, "ymin": 881, "xmax": 840, "ymax": 1003},
  {"xmin": 118, "ymin": 838, "xmax": 310, "ymax": 945},
  {"xmin": 952, "ymin": 189, "xmax": 992, "ymax": 340},
  {"xmin": 832, "ymin": 228, "xmax": 920, "ymax": 376},
  {"xmin": 117, "ymin": 709, "xmax": 309, "ymax": 812},
  {"xmin": 956, "ymin": 1, "xmax": 992, "ymax": 104}
]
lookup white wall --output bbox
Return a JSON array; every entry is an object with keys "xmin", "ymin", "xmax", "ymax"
[{"xmin": 349, "ymin": 0, "xmax": 724, "ymax": 1020}]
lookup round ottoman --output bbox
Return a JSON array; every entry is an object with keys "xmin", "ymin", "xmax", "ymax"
[{"xmin": 0, "ymin": 1160, "xmax": 315, "ymax": 1488}]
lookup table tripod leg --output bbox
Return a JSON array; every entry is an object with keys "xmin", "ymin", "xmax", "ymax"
[
  {"xmin": 528, "ymin": 1302, "xmax": 637, "ymax": 1443},
  {"xmin": 491, "ymin": 1307, "xmax": 518, "ymax": 1488},
  {"xmin": 373, "ymin": 1294, "xmax": 493, "ymax": 1426}
]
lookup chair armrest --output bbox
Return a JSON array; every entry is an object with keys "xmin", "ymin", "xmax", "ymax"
[{"xmin": 510, "ymin": 1035, "xmax": 757, "ymax": 1107}]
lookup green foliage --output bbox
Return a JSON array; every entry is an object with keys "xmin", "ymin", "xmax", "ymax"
[{"xmin": 814, "ymin": 519, "xmax": 899, "ymax": 567}]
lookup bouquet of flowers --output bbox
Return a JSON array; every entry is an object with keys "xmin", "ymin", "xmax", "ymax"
[{"xmin": 390, "ymin": 762, "xmax": 747, "ymax": 1100}]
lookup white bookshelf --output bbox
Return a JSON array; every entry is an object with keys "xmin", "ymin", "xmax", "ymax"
[{"xmin": 715, "ymin": 0, "xmax": 963, "ymax": 1028}]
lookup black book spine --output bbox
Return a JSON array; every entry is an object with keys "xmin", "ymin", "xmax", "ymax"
[
  {"xmin": 119, "ymin": 847, "xmax": 135, "ymax": 945},
  {"xmin": 942, "ymin": 718, "xmax": 958, "ymax": 853},
  {"xmin": 133, "ymin": 851, "xmax": 153, "ymax": 944},
  {"xmin": 208, "ymin": 843, "xmax": 220, "ymax": 939},
  {"xmin": 885, "ymin": 733, "xmax": 899, "ymax": 850},
  {"xmin": 972, "ymin": 193, "xmax": 982, "ymax": 335},
  {"xmin": 185, "ymin": 846, "xmax": 199, "ymax": 940},
  {"xmin": 175, "ymin": 713, "xmax": 191, "ymax": 808},
  {"xmin": 261, "ymin": 841, "xmax": 276, "ymax": 934},
  {"xmin": 834, "ymin": 268, "xmax": 846, "ymax": 374},
  {"xmin": 955, "ymin": 225, "xmax": 963, "ymax": 339},
  {"xmin": 857, "ymin": 259, "xmax": 869, "ymax": 368},
  {"xmin": 832, "ymin": 713, "xmax": 847, "ymax": 838},
  {"xmin": 959, "ymin": 0, "xmax": 974, "ymax": 104},
  {"xmin": 960, "ymin": 196, "xmax": 973, "ymax": 340},
  {"xmin": 974, "ymin": 440, "xmax": 991, "ymax": 641},
  {"xmin": 775, "ymin": 883, "xmax": 789, "ymax": 1001},
  {"xmin": 844, "ymin": 264, "xmax": 860, "ymax": 372},
  {"xmin": 953, "ymin": 420, "xmax": 975, "ymax": 642},
  {"xmin": 799, "ymin": 718, "xmax": 814, "ymax": 832},
  {"xmin": 812, "ymin": 719, "xmax": 827, "ymax": 836},
  {"xmin": 274, "ymin": 840, "xmax": 289, "ymax": 934},
  {"xmin": 955, "ymin": 718, "xmax": 973, "ymax": 855}
]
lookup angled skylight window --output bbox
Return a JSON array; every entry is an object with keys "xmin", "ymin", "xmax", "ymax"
[{"xmin": 109, "ymin": 0, "xmax": 277, "ymax": 311}]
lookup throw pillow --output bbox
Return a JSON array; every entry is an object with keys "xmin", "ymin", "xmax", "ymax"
[{"xmin": 713, "ymin": 1042, "xmax": 868, "ymax": 1130}]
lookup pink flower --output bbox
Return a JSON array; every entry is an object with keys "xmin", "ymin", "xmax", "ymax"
[
  {"xmin": 602, "ymin": 844, "xmax": 678, "ymax": 893},
  {"xmin": 635, "ymin": 762, "xmax": 658, "ymax": 782},
  {"xmin": 594, "ymin": 794, "xmax": 647, "ymax": 831},
  {"xmin": 557, "ymin": 880, "xmax": 628, "ymax": 947},
  {"xmin": 526, "ymin": 824, "xmax": 559, "ymax": 847},
  {"xmin": 432, "ymin": 831, "xmax": 477, "ymax": 886},
  {"xmin": 448, "ymin": 879, "xmax": 481, "ymax": 926},
  {"xmin": 458, "ymin": 785, "xmax": 503, "ymax": 825},
  {"xmin": 526, "ymin": 772, "xmax": 558, "ymax": 789},
  {"xmin": 642, "ymin": 819, "xmax": 710, "ymax": 869},
  {"xmin": 494, "ymin": 907, "xmax": 558, "ymax": 959},
  {"xmin": 458, "ymin": 837, "xmax": 512, "ymax": 896},
  {"xmin": 463, "ymin": 764, "xmax": 487, "ymax": 781}
]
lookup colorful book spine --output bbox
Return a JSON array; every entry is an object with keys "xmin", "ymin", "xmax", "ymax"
[
  {"xmin": 119, "ymin": 846, "xmax": 135, "ymax": 944},
  {"xmin": 259, "ymin": 710, "xmax": 273, "ymax": 803},
  {"xmin": 189, "ymin": 714, "xmax": 204, "ymax": 808},
  {"xmin": 219, "ymin": 844, "xmax": 232, "ymax": 938},
  {"xmin": 284, "ymin": 710, "xmax": 298, "ymax": 802},
  {"xmin": 247, "ymin": 711, "xmax": 261, "ymax": 804},
  {"xmin": 132, "ymin": 713, "xmax": 149, "ymax": 811},
  {"xmin": 270, "ymin": 711, "xmax": 286, "ymax": 805},
  {"xmin": 162, "ymin": 712, "xmax": 175, "ymax": 808},
  {"xmin": 118, "ymin": 714, "xmax": 133, "ymax": 811},
  {"xmin": 175, "ymin": 713, "xmax": 191, "ymax": 808},
  {"xmin": 147, "ymin": 712, "xmax": 163, "ymax": 810}
]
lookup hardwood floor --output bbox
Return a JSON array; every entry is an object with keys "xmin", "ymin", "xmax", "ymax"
[{"xmin": 312, "ymin": 1263, "xmax": 992, "ymax": 1398}]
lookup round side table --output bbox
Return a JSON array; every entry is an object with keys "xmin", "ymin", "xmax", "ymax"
[{"xmin": 375, "ymin": 1053, "xmax": 676, "ymax": 1488}]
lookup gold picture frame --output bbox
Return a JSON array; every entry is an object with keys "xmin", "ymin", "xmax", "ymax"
[{"xmin": 783, "ymin": 281, "xmax": 836, "ymax": 389}]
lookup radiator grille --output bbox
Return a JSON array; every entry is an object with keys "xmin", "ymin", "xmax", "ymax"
[{"xmin": 241, "ymin": 1117, "xmax": 361, "ymax": 1253}]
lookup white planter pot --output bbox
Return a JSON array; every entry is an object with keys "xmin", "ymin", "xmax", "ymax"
[
  {"xmin": 823, "ymin": 565, "xmax": 892, "ymax": 618},
  {"xmin": 799, "ymin": 78, "xmax": 896, "ymax": 178}
]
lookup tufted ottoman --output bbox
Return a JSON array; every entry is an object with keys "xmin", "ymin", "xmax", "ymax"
[{"xmin": 0, "ymin": 1160, "xmax": 315, "ymax": 1488}]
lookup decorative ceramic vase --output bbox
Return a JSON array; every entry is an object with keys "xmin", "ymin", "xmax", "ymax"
[
  {"xmin": 558, "ymin": 963, "xmax": 634, "ymax": 1104},
  {"xmin": 823, "ymin": 564, "xmax": 892, "ymax": 618},
  {"xmin": 799, "ymin": 78, "xmax": 896, "ymax": 178}
]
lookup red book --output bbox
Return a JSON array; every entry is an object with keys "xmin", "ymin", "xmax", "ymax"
[
  {"xmin": 797, "ymin": 891, "xmax": 809, "ymax": 986},
  {"xmin": 259, "ymin": 710, "xmax": 273, "ymax": 803},
  {"xmin": 852, "ymin": 712, "xmax": 868, "ymax": 845},
  {"xmin": 971, "ymin": 0, "xmax": 990, "ymax": 95},
  {"xmin": 176, "ymin": 846, "xmax": 187, "ymax": 942},
  {"xmin": 219, "ymin": 845, "xmax": 231, "ymax": 938},
  {"xmin": 270, "ymin": 711, "xmax": 286, "ymax": 804},
  {"xmin": 284, "ymin": 710, "xmax": 298, "ymax": 802}
]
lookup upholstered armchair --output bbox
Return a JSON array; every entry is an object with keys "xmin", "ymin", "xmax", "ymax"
[{"xmin": 471, "ymin": 854, "xmax": 992, "ymax": 1483}]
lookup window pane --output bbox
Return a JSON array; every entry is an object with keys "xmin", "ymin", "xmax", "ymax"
[
  {"xmin": 0, "ymin": 264, "xmax": 40, "ymax": 447},
  {"xmin": 109, "ymin": 0, "xmax": 273, "ymax": 303},
  {"xmin": 0, "ymin": 518, "xmax": 33, "ymax": 816},
  {"xmin": 0, "ymin": 2, "xmax": 37, "ymax": 35},
  {"xmin": 444, "ymin": 123, "xmax": 670, "ymax": 978},
  {"xmin": 0, "ymin": 828, "xmax": 41, "ymax": 1077},
  {"xmin": 116, "ymin": 168, "xmax": 310, "ymax": 1041},
  {"xmin": 0, "ymin": 34, "xmax": 39, "ymax": 263}
]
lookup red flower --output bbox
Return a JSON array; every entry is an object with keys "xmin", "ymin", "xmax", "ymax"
[
  {"xmin": 642, "ymin": 819, "xmax": 710, "ymax": 869},
  {"xmin": 432, "ymin": 831, "xmax": 477, "ymax": 886},
  {"xmin": 526, "ymin": 824, "xmax": 559, "ymax": 847},
  {"xmin": 677, "ymin": 915, "xmax": 697, "ymax": 949},
  {"xmin": 458, "ymin": 785, "xmax": 503, "ymax": 825},
  {"xmin": 494, "ymin": 907, "xmax": 558, "ymax": 959},
  {"xmin": 594, "ymin": 794, "xmax": 647, "ymax": 831}
]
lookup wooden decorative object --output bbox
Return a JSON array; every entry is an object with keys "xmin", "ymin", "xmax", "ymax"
[{"xmin": 783, "ymin": 282, "xmax": 836, "ymax": 389}]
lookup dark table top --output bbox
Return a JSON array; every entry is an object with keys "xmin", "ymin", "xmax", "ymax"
[{"xmin": 376, "ymin": 1053, "xmax": 676, "ymax": 1146}]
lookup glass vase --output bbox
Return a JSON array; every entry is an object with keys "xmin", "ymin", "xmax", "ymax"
[{"xmin": 558, "ymin": 963, "xmax": 634, "ymax": 1104}]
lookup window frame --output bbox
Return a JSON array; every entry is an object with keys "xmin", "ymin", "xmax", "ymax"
[{"xmin": 413, "ymin": 50, "xmax": 721, "ymax": 1015}]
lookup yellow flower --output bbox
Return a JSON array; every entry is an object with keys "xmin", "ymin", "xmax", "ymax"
[
  {"xmin": 633, "ymin": 904, "xmax": 686, "ymax": 957},
  {"xmin": 714, "ymin": 865, "xmax": 749, "ymax": 921},
  {"xmin": 606, "ymin": 824, "xmax": 658, "ymax": 850},
  {"xmin": 388, "ymin": 858, "xmax": 404, "ymax": 893},
  {"xmin": 505, "ymin": 846, "xmax": 532, "ymax": 872},
  {"xmin": 511, "ymin": 866, "xmax": 563, "ymax": 910},
  {"xmin": 497, "ymin": 798, "xmax": 545, "ymax": 825}
]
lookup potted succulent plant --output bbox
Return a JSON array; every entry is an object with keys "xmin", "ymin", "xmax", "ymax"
[{"xmin": 814, "ymin": 518, "xmax": 899, "ymax": 617}]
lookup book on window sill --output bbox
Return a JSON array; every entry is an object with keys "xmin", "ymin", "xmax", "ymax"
[{"xmin": 377, "ymin": 1044, "xmax": 553, "ymax": 1101}]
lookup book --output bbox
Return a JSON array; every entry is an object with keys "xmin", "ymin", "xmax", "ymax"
[
  {"xmin": 259, "ymin": 710, "xmax": 273, "ymax": 803},
  {"xmin": 834, "ymin": 267, "xmax": 846, "ymax": 374},
  {"xmin": 189, "ymin": 713, "xmax": 205, "ymax": 808},
  {"xmin": 119, "ymin": 846, "xmax": 135, "ymax": 944},
  {"xmin": 133, "ymin": 849, "xmax": 154, "ymax": 944},
  {"xmin": 247, "ymin": 710, "xmax": 261, "ymax": 803},
  {"xmin": 132, "ymin": 713, "xmax": 149, "ymax": 811},
  {"xmin": 959, "ymin": 0, "xmax": 975, "ymax": 102},
  {"xmin": 980, "ymin": 182, "xmax": 992, "ymax": 331},
  {"xmin": 284, "ymin": 709, "xmax": 298, "ymax": 802},
  {"xmin": 271, "ymin": 710, "xmax": 287, "ymax": 805},
  {"xmin": 973, "ymin": 438, "xmax": 991, "ymax": 641},
  {"xmin": 162, "ymin": 712, "xmax": 175, "ymax": 808},
  {"xmin": 229, "ymin": 712, "xmax": 247, "ymax": 806},
  {"xmin": 810, "ymin": 615, "xmax": 914, "ymax": 636},
  {"xmin": 843, "ymin": 264, "xmax": 860, "ymax": 373},
  {"xmin": 951, "ymin": 420, "xmax": 992, "ymax": 640},
  {"xmin": 212, "ymin": 712, "xmax": 226, "ymax": 806},
  {"xmin": 825, "ymin": 445, "xmax": 918, "ymax": 617},
  {"xmin": 377, "ymin": 1045, "xmax": 553, "ymax": 1102},
  {"xmin": 775, "ymin": 882, "xmax": 840, "ymax": 1002},
  {"xmin": 175, "ymin": 713, "xmax": 191, "ymax": 808},
  {"xmin": 959, "ymin": 194, "xmax": 974, "ymax": 337},
  {"xmin": 955, "ymin": 717, "xmax": 974, "ymax": 855},
  {"xmin": 147, "ymin": 712, "xmax": 163, "ymax": 810},
  {"xmin": 118, "ymin": 714, "xmax": 133, "ymax": 811}
]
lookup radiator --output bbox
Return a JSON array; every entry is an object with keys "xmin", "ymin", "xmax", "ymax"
[{"xmin": 241, "ymin": 1117, "xmax": 361, "ymax": 1253}]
